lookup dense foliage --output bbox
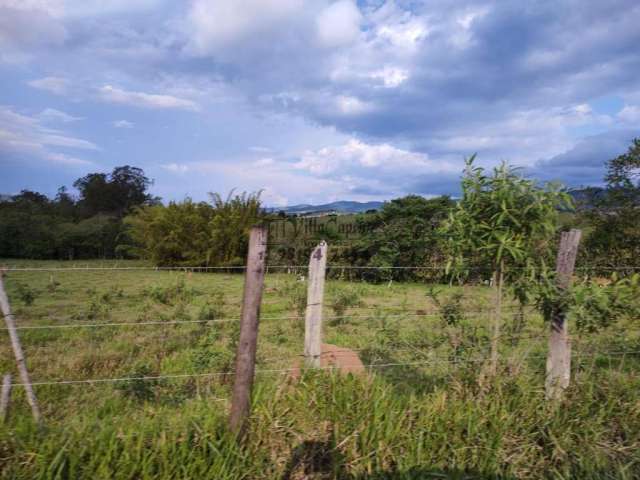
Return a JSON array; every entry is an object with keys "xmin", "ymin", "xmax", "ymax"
[
  {"xmin": 441, "ymin": 156, "xmax": 571, "ymax": 282},
  {"xmin": 339, "ymin": 195, "xmax": 454, "ymax": 281},
  {"xmin": 124, "ymin": 191, "xmax": 263, "ymax": 267},
  {"xmin": 0, "ymin": 166, "xmax": 155, "ymax": 259},
  {"xmin": 581, "ymin": 138, "xmax": 640, "ymax": 269}
]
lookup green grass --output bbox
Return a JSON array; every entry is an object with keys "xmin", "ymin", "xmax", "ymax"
[{"xmin": 0, "ymin": 259, "xmax": 639, "ymax": 479}]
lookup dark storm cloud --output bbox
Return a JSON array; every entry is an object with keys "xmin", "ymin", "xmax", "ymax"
[{"xmin": 527, "ymin": 129, "xmax": 638, "ymax": 187}]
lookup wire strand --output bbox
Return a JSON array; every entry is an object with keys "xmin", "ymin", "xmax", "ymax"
[
  {"xmin": 4, "ymin": 265, "xmax": 640, "ymax": 272},
  {"xmin": 10, "ymin": 350, "xmax": 640, "ymax": 387},
  {"xmin": 3, "ymin": 310, "xmax": 535, "ymax": 331}
]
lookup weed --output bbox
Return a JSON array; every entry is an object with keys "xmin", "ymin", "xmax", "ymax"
[
  {"xmin": 282, "ymin": 280, "xmax": 307, "ymax": 318},
  {"xmin": 115, "ymin": 364, "xmax": 159, "ymax": 402},
  {"xmin": 14, "ymin": 282, "xmax": 37, "ymax": 306},
  {"xmin": 328, "ymin": 286, "xmax": 363, "ymax": 325},
  {"xmin": 85, "ymin": 290, "xmax": 113, "ymax": 320},
  {"xmin": 198, "ymin": 292, "xmax": 225, "ymax": 320},
  {"xmin": 144, "ymin": 277, "xmax": 196, "ymax": 305}
]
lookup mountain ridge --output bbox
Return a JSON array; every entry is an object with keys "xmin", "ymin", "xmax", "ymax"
[{"xmin": 266, "ymin": 200, "xmax": 384, "ymax": 215}]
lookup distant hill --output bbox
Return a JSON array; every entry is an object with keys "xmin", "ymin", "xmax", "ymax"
[
  {"xmin": 266, "ymin": 189, "xmax": 606, "ymax": 216},
  {"xmin": 568, "ymin": 187, "xmax": 606, "ymax": 209},
  {"xmin": 267, "ymin": 200, "xmax": 384, "ymax": 215}
]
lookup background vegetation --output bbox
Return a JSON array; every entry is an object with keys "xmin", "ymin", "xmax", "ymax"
[{"xmin": 2, "ymin": 139, "xmax": 639, "ymax": 273}]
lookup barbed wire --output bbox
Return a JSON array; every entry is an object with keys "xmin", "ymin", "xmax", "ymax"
[{"xmin": 10, "ymin": 349, "xmax": 640, "ymax": 388}]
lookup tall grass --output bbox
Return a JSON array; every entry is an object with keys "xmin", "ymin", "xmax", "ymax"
[{"xmin": 0, "ymin": 260, "xmax": 639, "ymax": 479}]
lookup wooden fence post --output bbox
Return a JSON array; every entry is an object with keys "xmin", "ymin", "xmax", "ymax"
[
  {"xmin": 229, "ymin": 226, "xmax": 267, "ymax": 437},
  {"xmin": 1, "ymin": 374, "xmax": 11, "ymax": 423},
  {"xmin": 0, "ymin": 273, "xmax": 41, "ymax": 423},
  {"xmin": 545, "ymin": 229, "xmax": 582, "ymax": 400},
  {"xmin": 304, "ymin": 241, "xmax": 328, "ymax": 368}
]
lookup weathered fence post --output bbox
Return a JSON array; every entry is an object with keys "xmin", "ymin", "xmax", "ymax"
[
  {"xmin": 1, "ymin": 374, "xmax": 11, "ymax": 423},
  {"xmin": 545, "ymin": 229, "xmax": 582, "ymax": 400},
  {"xmin": 304, "ymin": 241, "xmax": 328, "ymax": 368},
  {"xmin": 229, "ymin": 226, "xmax": 267, "ymax": 437},
  {"xmin": 0, "ymin": 273, "xmax": 41, "ymax": 423}
]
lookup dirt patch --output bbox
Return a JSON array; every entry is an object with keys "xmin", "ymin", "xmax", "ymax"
[{"xmin": 290, "ymin": 343, "xmax": 365, "ymax": 379}]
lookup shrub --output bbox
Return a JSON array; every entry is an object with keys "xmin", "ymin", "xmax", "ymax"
[
  {"xmin": 427, "ymin": 287, "xmax": 466, "ymax": 327},
  {"xmin": 328, "ymin": 286, "xmax": 363, "ymax": 325},
  {"xmin": 144, "ymin": 277, "xmax": 195, "ymax": 305},
  {"xmin": 198, "ymin": 292, "xmax": 225, "ymax": 320},
  {"xmin": 86, "ymin": 291, "xmax": 113, "ymax": 320},
  {"xmin": 570, "ymin": 273, "xmax": 640, "ymax": 332},
  {"xmin": 282, "ymin": 280, "xmax": 307, "ymax": 318},
  {"xmin": 115, "ymin": 364, "xmax": 159, "ymax": 402},
  {"xmin": 15, "ymin": 282, "xmax": 37, "ymax": 306}
]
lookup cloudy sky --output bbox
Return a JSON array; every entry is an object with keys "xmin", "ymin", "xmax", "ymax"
[{"xmin": 1, "ymin": 0, "xmax": 639, "ymax": 206}]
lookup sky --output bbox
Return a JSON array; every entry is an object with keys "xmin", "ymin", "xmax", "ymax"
[{"xmin": 0, "ymin": 0, "xmax": 639, "ymax": 207}]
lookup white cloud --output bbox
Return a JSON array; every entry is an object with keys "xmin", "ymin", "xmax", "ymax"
[
  {"xmin": 316, "ymin": 0, "xmax": 362, "ymax": 48},
  {"xmin": 335, "ymin": 95, "xmax": 373, "ymax": 115},
  {"xmin": 184, "ymin": 0, "xmax": 303, "ymax": 55},
  {"xmin": 369, "ymin": 67, "xmax": 409, "ymax": 88},
  {"xmin": 0, "ymin": 4, "xmax": 67, "ymax": 59},
  {"xmin": 112, "ymin": 119, "xmax": 134, "ymax": 128},
  {"xmin": 618, "ymin": 105, "xmax": 640, "ymax": 124},
  {"xmin": 260, "ymin": 186, "xmax": 288, "ymax": 207},
  {"xmin": 161, "ymin": 163, "xmax": 189, "ymax": 173},
  {"xmin": 295, "ymin": 138, "xmax": 447, "ymax": 175},
  {"xmin": 28, "ymin": 76, "xmax": 70, "ymax": 95},
  {"xmin": 375, "ymin": 17, "xmax": 428, "ymax": 51},
  {"xmin": 45, "ymin": 152, "xmax": 92, "ymax": 166},
  {"xmin": 37, "ymin": 108, "xmax": 82, "ymax": 123},
  {"xmin": 0, "ymin": 105, "xmax": 96, "ymax": 165},
  {"xmin": 99, "ymin": 85, "xmax": 199, "ymax": 111}
]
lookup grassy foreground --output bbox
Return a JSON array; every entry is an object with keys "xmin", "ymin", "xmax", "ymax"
[{"xmin": 0, "ymin": 260, "xmax": 639, "ymax": 479}]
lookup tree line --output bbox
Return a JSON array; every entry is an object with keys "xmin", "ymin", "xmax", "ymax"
[
  {"xmin": 0, "ymin": 166, "xmax": 157, "ymax": 259},
  {"xmin": 1, "ymin": 139, "xmax": 638, "ymax": 272}
]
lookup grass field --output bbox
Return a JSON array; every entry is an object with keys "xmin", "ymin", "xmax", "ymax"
[{"xmin": 0, "ymin": 260, "xmax": 639, "ymax": 479}]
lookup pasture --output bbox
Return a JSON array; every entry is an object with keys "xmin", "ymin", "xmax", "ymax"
[{"xmin": 0, "ymin": 260, "xmax": 639, "ymax": 479}]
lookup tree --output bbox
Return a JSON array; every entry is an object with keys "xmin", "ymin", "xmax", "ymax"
[
  {"xmin": 440, "ymin": 156, "xmax": 571, "ymax": 373},
  {"xmin": 583, "ymin": 138, "xmax": 640, "ymax": 268},
  {"xmin": 0, "ymin": 166, "xmax": 155, "ymax": 259},
  {"xmin": 74, "ymin": 166, "xmax": 154, "ymax": 217},
  {"xmin": 343, "ymin": 195, "xmax": 454, "ymax": 282}
]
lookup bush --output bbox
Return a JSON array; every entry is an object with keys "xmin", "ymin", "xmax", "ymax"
[
  {"xmin": 328, "ymin": 286, "xmax": 363, "ymax": 324},
  {"xmin": 14, "ymin": 282, "xmax": 37, "ymax": 306},
  {"xmin": 570, "ymin": 273, "xmax": 640, "ymax": 332},
  {"xmin": 427, "ymin": 287, "xmax": 466, "ymax": 327},
  {"xmin": 198, "ymin": 292, "xmax": 225, "ymax": 320},
  {"xmin": 115, "ymin": 364, "xmax": 159, "ymax": 402},
  {"xmin": 85, "ymin": 291, "xmax": 113, "ymax": 320},
  {"xmin": 281, "ymin": 280, "xmax": 307, "ymax": 318},
  {"xmin": 144, "ymin": 277, "xmax": 195, "ymax": 305}
]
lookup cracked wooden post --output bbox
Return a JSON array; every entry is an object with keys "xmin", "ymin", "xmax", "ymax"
[
  {"xmin": 304, "ymin": 241, "xmax": 328, "ymax": 368},
  {"xmin": 0, "ymin": 272, "xmax": 41, "ymax": 423},
  {"xmin": 546, "ymin": 229, "xmax": 581, "ymax": 400},
  {"xmin": 229, "ymin": 226, "xmax": 267, "ymax": 437}
]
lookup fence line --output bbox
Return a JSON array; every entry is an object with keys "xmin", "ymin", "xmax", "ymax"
[
  {"xmin": 2, "ymin": 309, "xmax": 537, "ymax": 331},
  {"xmin": 10, "ymin": 349, "xmax": 640, "ymax": 388},
  {"xmin": 4, "ymin": 265, "xmax": 640, "ymax": 272}
]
